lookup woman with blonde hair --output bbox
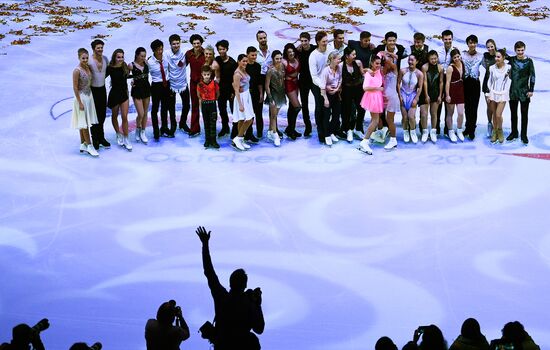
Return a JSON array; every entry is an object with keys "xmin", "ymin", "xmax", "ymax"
[
  {"xmin": 320, "ymin": 50, "xmax": 342, "ymax": 146},
  {"xmin": 72, "ymin": 48, "xmax": 99, "ymax": 157}
]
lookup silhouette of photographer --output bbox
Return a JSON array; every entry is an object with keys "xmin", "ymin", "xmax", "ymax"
[
  {"xmin": 413, "ymin": 324, "xmax": 448, "ymax": 350},
  {"xmin": 145, "ymin": 300, "xmax": 190, "ymax": 350},
  {"xmin": 489, "ymin": 321, "xmax": 540, "ymax": 350},
  {"xmin": 0, "ymin": 319, "xmax": 49, "ymax": 350},
  {"xmin": 196, "ymin": 226, "xmax": 265, "ymax": 350},
  {"xmin": 449, "ymin": 318, "xmax": 489, "ymax": 350},
  {"xmin": 69, "ymin": 342, "xmax": 102, "ymax": 350}
]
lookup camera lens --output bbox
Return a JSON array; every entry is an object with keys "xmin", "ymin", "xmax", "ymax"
[
  {"xmin": 32, "ymin": 319, "xmax": 50, "ymax": 333},
  {"xmin": 89, "ymin": 342, "xmax": 102, "ymax": 350}
]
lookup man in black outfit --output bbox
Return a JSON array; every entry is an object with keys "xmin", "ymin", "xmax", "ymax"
[
  {"xmin": 410, "ymin": 32, "xmax": 429, "ymax": 70},
  {"xmin": 214, "ymin": 40, "xmax": 237, "ymax": 137},
  {"xmin": 297, "ymin": 32, "xmax": 317, "ymax": 137},
  {"xmin": 436, "ymin": 30, "xmax": 456, "ymax": 136},
  {"xmin": 89, "ymin": 39, "xmax": 111, "ymax": 150},
  {"xmin": 245, "ymin": 47, "xmax": 263, "ymax": 142},
  {"xmin": 374, "ymin": 31, "xmax": 408, "ymax": 69},
  {"xmin": 147, "ymin": 39, "xmax": 172, "ymax": 141},
  {"xmin": 196, "ymin": 226, "xmax": 265, "ymax": 350},
  {"xmin": 347, "ymin": 31, "xmax": 376, "ymax": 69},
  {"xmin": 344, "ymin": 31, "xmax": 376, "ymax": 139}
]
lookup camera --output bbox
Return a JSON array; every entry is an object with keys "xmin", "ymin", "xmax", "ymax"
[
  {"xmin": 69, "ymin": 342, "xmax": 102, "ymax": 350},
  {"xmin": 31, "ymin": 319, "xmax": 50, "ymax": 334},
  {"xmin": 199, "ymin": 321, "xmax": 217, "ymax": 344},
  {"xmin": 89, "ymin": 342, "xmax": 102, "ymax": 350},
  {"xmin": 416, "ymin": 326, "xmax": 428, "ymax": 334},
  {"xmin": 490, "ymin": 339, "xmax": 514, "ymax": 350},
  {"xmin": 167, "ymin": 300, "xmax": 183, "ymax": 317},
  {"xmin": 9, "ymin": 320, "xmax": 49, "ymax": 350},
  {"xmin": 245, "ymin": 287, "xmax": 262, "ymax": 305}
]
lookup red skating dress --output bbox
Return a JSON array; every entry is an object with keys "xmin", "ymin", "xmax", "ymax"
[
  {"xmin": 284, "ymin": 60, "xmax": 300, "ymax": 93},
  {"xmin": 448, "ymin": 65, "xmax": 465, "ymax": 104}
]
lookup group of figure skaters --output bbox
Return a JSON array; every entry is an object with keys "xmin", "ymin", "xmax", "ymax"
[{"xmin": 71, "ymin": 28, "xmax": 535, "ymax": 157}]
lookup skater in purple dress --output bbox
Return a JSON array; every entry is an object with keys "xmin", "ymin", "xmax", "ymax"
[{"xmin": 398, "ymin": 54, "xmax": 423, "ymax": 144}]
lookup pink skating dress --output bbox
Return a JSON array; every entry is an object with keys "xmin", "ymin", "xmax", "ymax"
[{"xmin": 360, "ymin": 69, "xmax": 384, "ymax": 113}]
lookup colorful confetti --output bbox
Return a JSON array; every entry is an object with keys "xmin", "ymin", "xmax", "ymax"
[{"xmin": 0, "ymin": 0, "xmax": 548, "ymax": 47}]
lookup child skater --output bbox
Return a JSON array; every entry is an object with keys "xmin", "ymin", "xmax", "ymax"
[
  {"xmin": 197, "ymin": 65, "xmax": 220, "ymax": 149},
  {"xmin": 72, "ymin": 48, "xmax": 99, "ymax": 157}
]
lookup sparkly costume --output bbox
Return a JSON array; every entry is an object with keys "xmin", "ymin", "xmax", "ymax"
[
  {"xmin": 384, "ymin": 71, "xmax": 400, "ymax": 113},
  {"xmin": 265, "ymin": 66, "xmax": 287, "ymax": 108},
  {"xmin": 130, "ymin": 63, "xmax": 151, "ymax": 99},
  {"xmin": 400, "ymin": 69, "xmax": 418, "ymax": 111},
  {"xmin": 233, "ymin": 72, "xmax": 255, "ymax": 121},
  {"xmin": 486, "ymin": 64, "xmax": 511, "ymax": 103},
  {"xmin": 71, "ymin": 67, "xmax": 98, "ymax": 129}
]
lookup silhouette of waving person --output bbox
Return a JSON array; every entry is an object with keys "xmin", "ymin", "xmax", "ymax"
[{"xmin": 196, "ymin": 226, "xmax": 265, "ymax": 350}]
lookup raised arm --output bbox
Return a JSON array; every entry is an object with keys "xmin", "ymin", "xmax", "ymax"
[{"xmin": 196, "ymin": 226, "xmax": 223, "ymax": 293}]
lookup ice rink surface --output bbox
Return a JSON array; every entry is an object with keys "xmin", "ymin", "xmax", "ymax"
[{"xmin": 1, "ymin": 1, "xmax": 550, "ymax": 349}]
